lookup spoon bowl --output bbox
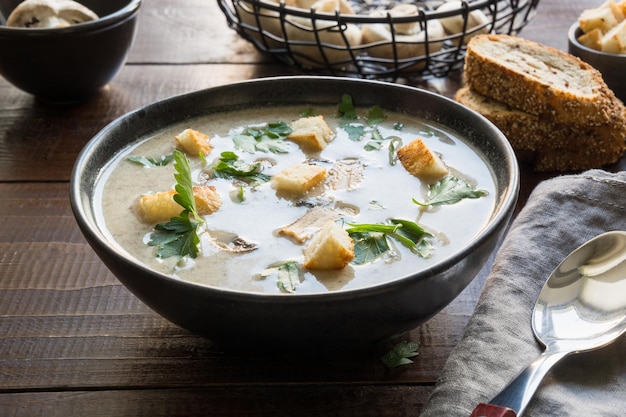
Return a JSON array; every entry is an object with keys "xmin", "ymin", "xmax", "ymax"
[
  {"xmin": 471, "ymin": 231, "xmax": 626, "ymax": 417},
  {"xmin": 533, "ymin": 231, "xmax": 626, "ymax": 352}
]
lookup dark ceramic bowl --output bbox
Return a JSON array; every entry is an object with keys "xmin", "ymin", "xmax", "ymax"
[
  {"xmin": 70, "ymin": 76, "xmax": 519, "ymax": 353},
  {"xmin": 0, "ymin": 0, "xmax": 141, "ymax": 101},
  {"xmin": 568, "ymin": 23, "xmax": 626, "ymax": 103}
]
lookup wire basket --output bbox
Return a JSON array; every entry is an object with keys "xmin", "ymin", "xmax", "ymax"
[{"xmin": 218, "ymin": 0, "xmax": 540, "ymax": 81}]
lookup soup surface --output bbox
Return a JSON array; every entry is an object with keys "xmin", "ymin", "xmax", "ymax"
[{"xmin": 95, "ymin": 102, "xmax": 496, "ymax": 294}]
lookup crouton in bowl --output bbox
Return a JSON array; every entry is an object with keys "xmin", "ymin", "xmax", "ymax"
[
  {"xmin": 70, "ymin": 76, "xmax": 519, "ymax": 353},
  {"xmin": 568, "ymin": 1, "xmax": 626, "ymax": 102}
]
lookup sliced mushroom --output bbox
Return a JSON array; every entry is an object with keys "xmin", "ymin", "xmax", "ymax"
[
  {"xmin": 326, "ymin": 158, "xmax": 364, "ymax": 191},
  {"xmin": 277, "ymin": 206, "xmax": 343, "ymax": 243},
  {"xmin": 361, "ymin": 5, "xmax": 445, "ymax": 69},
  {"xmin": 207, "ymin": 231, "xmax": 258, "ymax": 253},
  {"xmin": 284, "ymin": 0, "xmax": 362, "ymax": 68},
  {"xmin": 436, "ymin": 1, "xmax": 490, "ymax": 45},
  {"xmin": 235, "ymin": 0, "xmax": 284, "ymax": 48},
  {"xmin": 7, "ymin": 0, "xmax": 98, "ymax": 28}
]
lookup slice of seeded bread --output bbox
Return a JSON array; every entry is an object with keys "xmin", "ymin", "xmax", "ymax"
[
  {"xmin": 464, "ymin": 34, "xmax": 624, "ymax": 127},
  {"xmin": 455, "ymin": 86, "xmax": 626, "ymax": 171}
]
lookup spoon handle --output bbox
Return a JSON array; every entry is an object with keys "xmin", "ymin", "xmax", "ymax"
[
  {"xmin": 469, "ymin": 350, "xmax": 569, "ymax": 417},
  {"xmin": 469, "ymin": 403, "xmax": 517, "ymax": 417}
]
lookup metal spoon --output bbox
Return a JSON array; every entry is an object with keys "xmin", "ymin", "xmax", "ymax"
[{"xmin": 469, "ymin": 231, "xmax": 626, "ymax": 417}]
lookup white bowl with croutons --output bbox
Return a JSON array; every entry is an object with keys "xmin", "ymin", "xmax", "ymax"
[
  {"xmin": 70, "ymin": 76, "xmax": 519, "ymax": 353},
  {"xmin": 568, "ymin": 1, "xmax": 626, "ymax": 102}
]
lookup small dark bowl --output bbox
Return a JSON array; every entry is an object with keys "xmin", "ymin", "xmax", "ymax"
[
  {"xmin": 70, "ymin": 76, "xmax": 519, "ymax": 353},
  {"xmin": 568, "ymin": 23, "xmax": 626, "ymax": 103},
  {"xmin": 0, "ymin": 0, "xmax": 141, "ymax": 101}
]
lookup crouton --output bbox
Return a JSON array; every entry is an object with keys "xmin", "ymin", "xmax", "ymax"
[
  {"xmin": 397, "ymin": 138, "xmax": 449, "ymax": 182},
  {"xmin": 137, "ymin": 185, "xmax": 222, "ymax": 223},
  {"xmin": 303, "ymin": 220, "xmax": 354, "ymax": 270},
  {"xmin": 175, "ymin": 128, "xmax": 213, "ymax": 157},
  {"xmin": 577, "ymin": 27, "xmax": 603, "ymax": 50},
  {"xmin": 599, "ymin": 19, "xmax": 626, "ymax": 53},
  {"xmin": 272, "ymin": 163, "xmax": 327, "ymax": 195},
  {"xmin": 579, "ymin": 5, "xmax": 620, "ymax": 34},
  {"xmin": 288, "ymin": 116, "xmax": 334, "ymax": 151}
]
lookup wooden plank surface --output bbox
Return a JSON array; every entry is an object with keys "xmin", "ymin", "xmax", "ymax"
[{"xmin": 0, "ymin": 0, "xmax": 621, "ymax": 416}]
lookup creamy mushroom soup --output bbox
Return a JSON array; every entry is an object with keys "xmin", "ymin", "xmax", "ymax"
[{"xmin": 94, "ymin": 103, "xmax": 496, "ymax": 294}]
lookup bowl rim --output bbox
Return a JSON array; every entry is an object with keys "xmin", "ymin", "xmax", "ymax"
[
  {"xmin": 0, "ymin": 0, "xmax": 141, "ymax": 35},
  {"xmin": 70, "ymin": 75, "xmax": 520, "ymax": 303},
  {"xmin": 568, "ymin": 22, "xmax": 626, "ymax": 59}
]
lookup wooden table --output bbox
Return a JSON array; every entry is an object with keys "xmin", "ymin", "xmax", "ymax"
[{"xmin": 1, "ymin": 0, "xmax": 623, "ymax": 415}]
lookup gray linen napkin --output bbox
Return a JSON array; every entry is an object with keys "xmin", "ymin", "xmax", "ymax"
[{"xmin": 420, "ymin": 169, "xmax": 626, "ymax": 417}]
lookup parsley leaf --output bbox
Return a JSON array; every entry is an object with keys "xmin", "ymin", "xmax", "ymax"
[
  {"xmin": 367, "ymin": 105, "xmax": 386, "ymax": 126},
  {"xmin": 261, "ymin": 261, "xmax": 302, "ymax": 293},
  {"xmin": 388, "ymin": 137, "xmax": 402, "ymax": 165},
  {"xmin": 413, "ymin": 175, "xmax": 489, "ymax": 207},
  {"xmin": 389, "ymin": 219, "xmax": 433, "ymax": 258},
  {"xmin": 233, "ymin": 121, "xmax": 292, "ymax": 154},
  {"xmin": 342, "ymin": 123, "xmax": 366, "ymax": 141},
  {"xmin": 346, "ymin": 219, "xmax": 434, "ymax": 264},
  {"xmin": 146, "ymin": 151, "xmax": 203, "ymax": 259},
  {"xmin": 173, "ymin": 150, "xmax": 200, "ymax": 220},
  {"xmin": 213, "ymin": 151, "xmax": 271, "ymax": 183},
  {"xmin": 149, "ymin": 212, "xmax": 200, "ymax": 258},
  {"xmin": 381, "ymin": 341, "xmax": 420, "ymax": 368},
  {"xmin": 300, "ymin": 107, "xmax": 315, "ymax": 117},
  {"xmin": 338, "ymin": 93, "xmax": 358, "ymax": 119},
  {"xmin": 349, "ymin": 231, "xmax": 391, "ymax": 265},
  {"xmin": 127, "ymin": 154, "xmax": 174, "ymax": 167}
]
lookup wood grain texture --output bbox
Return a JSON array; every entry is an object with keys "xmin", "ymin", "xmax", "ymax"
[
  {"xmin": 0, "ymin": 182, "xmax": 482, "ymax": 394},
  {"xmin": 0, "ymin": 0, "xmax": 621, "ymax": 415}
]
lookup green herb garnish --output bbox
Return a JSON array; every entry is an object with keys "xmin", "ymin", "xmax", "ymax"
[
  {"xmin": 300, "ymin": 107, "xmax": 315, "ymax": 117},
  {"xmin": 148, "ymin": 150, "xmax": 203, "ymax": 259},
  {"xmin": 261, "ymin": 261, "xmax": 302, "ymax": 293},
  {"xmin": 388, "ymin": 137, "xmax": 402, "ymax": 165},
  {"xmin": 213, "ymin": 151, "xmax": 271, "ymax": 183},
  {"xmin": 381, "ymin": 341, "xmax": 420, "ymax": 368},
  {"xmin": 364, "ymin": 141, "xmax": 382, "ymax": 151},
  {"xmin": 233, "ymin": 121, "xmax": 292, "ymax": 153},
  {"xmin": 127, "ymin": 154, "xmax": 174, "ymax": 167},
  {"xmin": 367, "ymin": 105, "xmax": 386, "ymax": 126},
  {"xmin": 338, "ymin": 93, "xmax": 358, "ymax": 119},
  {"xmin": 413, "ymin": 175, "xmax": 489, "ymax": 207},
  {"xmin": 342, "ymin": 123, "xmax": 366, "ymax": 141},
  {"xmin": 172, "ymin": 150, "xmax": 200, "ymax": 220},
  {"xmin": 149, "ymin": 212, "xmax": 200, "ymax": 259},
  {"xmin": 346, "ymin": 219, "xmax": 433, "ymax": 264}
]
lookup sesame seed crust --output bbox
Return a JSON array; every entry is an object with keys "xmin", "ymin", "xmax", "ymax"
[
  {"xmin": 457, "ymin": 34, "xmax": 626, "ymax": 172},
  {"xmin": 464, "ymin": 34, "xmax": 624, "ymax": 127},
  {"xmin": 455, "ymin": 86, "xmax": 626, "ymax": 171}
]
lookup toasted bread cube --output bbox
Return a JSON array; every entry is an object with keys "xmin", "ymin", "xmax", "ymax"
[
  {"xmin": 397, "ymin": 138, "xmax": 449, "ymax": 182},
  {"xmin": 609, "ymin": 0, "xmax": 625, "ymax": 21},
  {"xmin": 578, "ymin": 28, "xmax": 603, "ymax": 50},
  {"xmin": 600, "ymin": 19, "xmax": 626, "ymax": 52},
  {"xmin": 272, "ymin": 163, "xmax": 327, "ymax": 195},
  {"xmin": 579, "ymin": 6, "xmax": 619, "ymax": 34},
  {"xmin": 303, "ymin": 220, "xmax": 354, "ymax": 270},
  {"xmin": 288, "ymin": 116, "xmax": 334, "ymax": 151},
  {"xmin": 175, "ymin": 128, "xmax": 213, "ymax": 157},
  {"xmin": 137, "ymin": 185, "xmax": 221, "ymax": 224}
]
